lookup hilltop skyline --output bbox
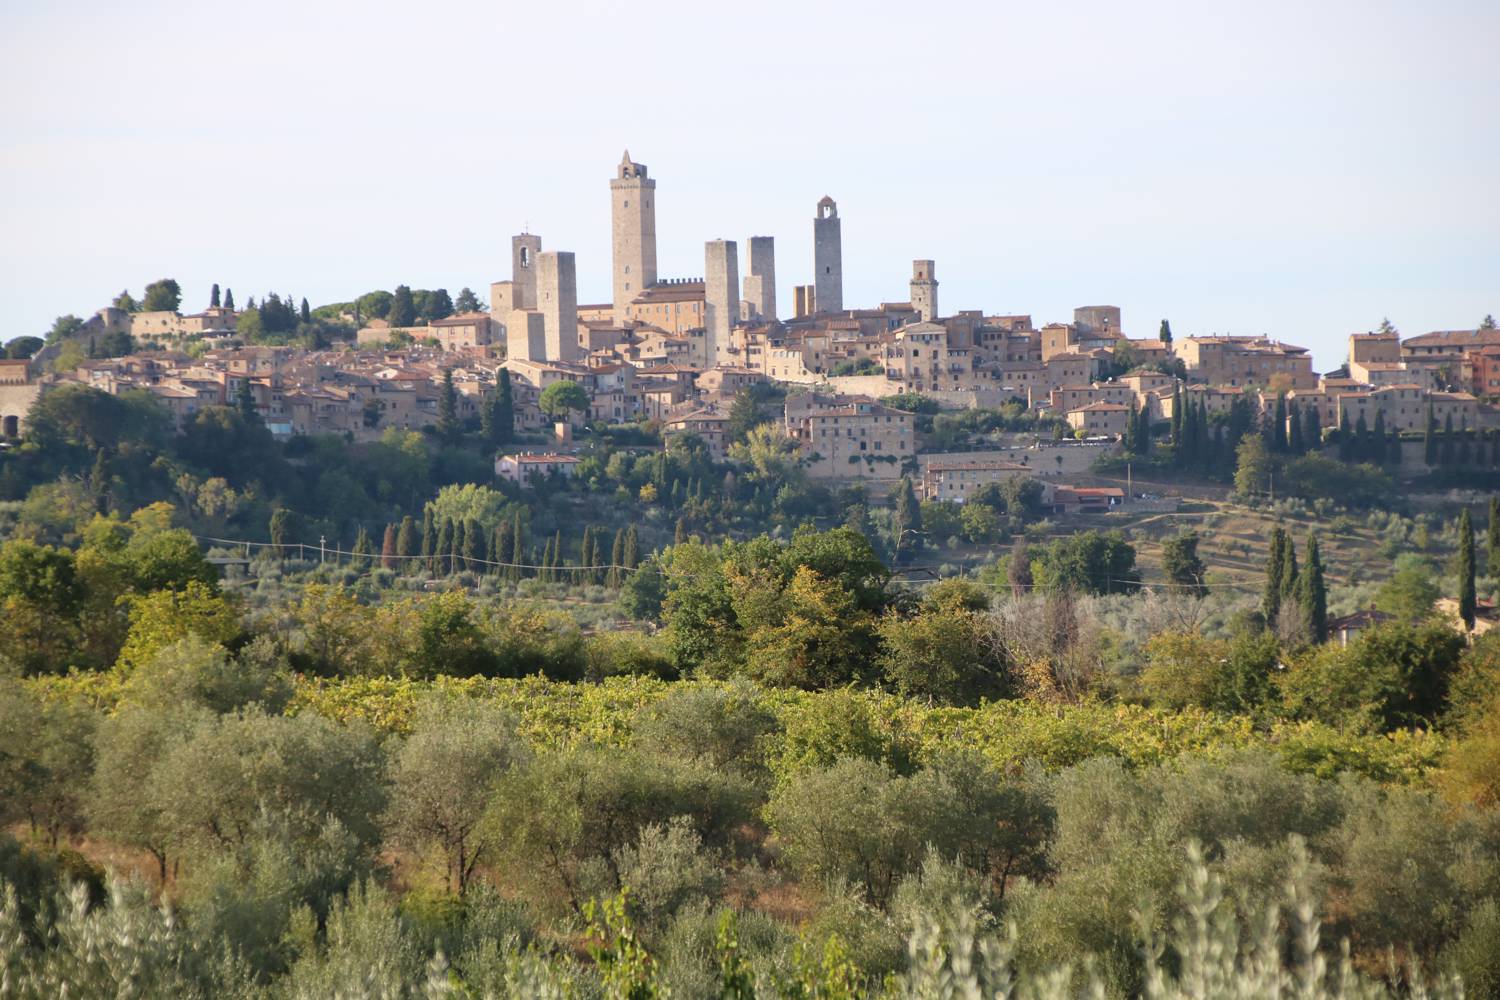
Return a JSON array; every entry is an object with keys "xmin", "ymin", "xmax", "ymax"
[{"xmin": 3, "ymin": 0, "xmax": 1498, "ymax": 370}]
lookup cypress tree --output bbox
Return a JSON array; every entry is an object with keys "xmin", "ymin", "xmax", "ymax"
[
  {"xmin": 300, "ymin": 297, "xmax": 311, "ymax": 324},
  {"xmin": 223, "ymin": 288, "xmax": 235, "ymax": 311},
  {"xmin": 551, "ymin": 530, "xmax": 563, "ymax": 582},
  {"xmin": 540, "ymin": 535, "xmax": 554, "ymax": 582},
  {"xmin": 210, "ymin": 283, "xmax": 221, "ymax": 308},
  {"xmin": 511, "ymin": 513, "xmax": 525, "ymax": 580},
  {"xmin": 462, "ymin": 517, "xmax": 481, "ymax": 572},
  {"xmin": 1486, "ymin": 496, "xmax": 1500, "ymax": 579},
  {"xmin": 352, "ymin": 526, "xmax": 373, "ymax": 563},
  {"xmin": 622, "ymin": 526, "xmax": 639, "ymax": 569},
  {"xmin": 496, "ymin": 369, "xmax": 514, "ymax": 444},
  {"xmin": 396, "ymin": 515, "xmax": 417, "ymax": 559},
  {"xmin": 438, "ymin": 369, "xmax": 460, "ymax": 444},
  {"xmin": 1288, "ymin": 400, "xmax": 1303, "ymax": 454},
  {"xmin": 1354, "ymin": 411, "xmax": 1368, "ymax": 462},
  {"xmin": 421, "ymin": 510, "xmax": 436, "ymax": 569},
  {"xmin": 1123, "ymin": 400, "xmax": 1138, "ymax": 455},
  {"xmin": 590, "ymin": 532, "xmax": 605, "ymax": 586},
  {"xmin": 435, "ymin": 519, "xmax": 453, "ymax": 576},
  {"xmin": 480, "ymin": 390, "xmax": 495, "ymax": 445},
  {"xmin": 494, "ymin": 521, "xmax": 513, "ymax": 576},
  {"xmin": 1264, "ymin": 525, "xmax": 1287, "ymax": 625},
  {"xmin": 1272, "ymin": 394, "xmax": 1288, "ymax": 453},
  {"xmin": 579, "ymin": 526, "xmax": 594, "ymax": 575},
  {"xmin": 1492, "ymin": 428, "xmax": 1500, "ymax": 467},
  {"xmin": 1299, "ymin": 533, "xmax": 1327, "ymax": 643},
  {"xmin": 894, "ymin": 476, "xmax": 922, "ymax": 559},
  {"xmin": 674, "ymin": 517, "xmax": 687, "ymax": 545},
  {"xmin": 1458, "ymin": 418, "xmax": 1473, "ymax": 465},
  {"xmin": 1279, "ymin": 532, "xmax": 1299, "ymax": 601},
  {"xmin": 1458, "ymin": 507, "xmax": 1476, "ymax": 632},
  {"xmin": 609, "ymin": 528, "xmax": 626, "ymax": 587},
  {"xmin": 1338, "ymin": 410, "xmax": 1354, "ymax": 461},
  {"xmin": 1303, "ymin": 405, "xmax": 1321, "ymax": 455},
  {"xmin": 381, "ymin": 523, "xmax": 398, "ymax": 570},
  {"xmin": 1423, "ymin": 403, "xmax": 1438, "ymax": 465},
  {"xmin": 1159, "ymin": 318, "xmax": 1173, "ymax": 346},
  {"xmin": 1169, "ymin": 384, "xmax": 1183, "ymax": 451},
  {"xmin": 1441, "ymin": 413, "xmax": 1455, "ymax": 465},
  {"xmin": 1137, "ymin": 401, "xmax": 1152, "ymax": 455},
  {"xmin": 1371, "ymin": 410, "xmax": 1386, "ymax": 463}
]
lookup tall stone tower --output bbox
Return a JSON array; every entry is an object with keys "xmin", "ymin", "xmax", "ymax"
[
  {"xmin": 910, "ymin": 260, "xmax": 938, "ymax": 322},
  {"xmin": 813, "ymin": 196, "xmax": 842, "ymax": 314},
  {"xmin": 742, "ymin": 236, "xmax": 776, "ymax": 321},
  {"xmin": 610, "ymin": 151, "xmax": 658, "ymax": 321},
  {"xmin": 704, "ymin": 239, "xmax": 740, "ymax": 368},
  {"xmin": 511, "ymin": 234, "xmax": 542, "ymax": 310},
  {"xmin": 538, "ymin": 251, "xmax": 579, "ymax": 363}
]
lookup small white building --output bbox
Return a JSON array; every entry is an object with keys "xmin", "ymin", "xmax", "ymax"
[{"xmin": 495, "ymin": 452, "xmax": 581, "ymax": 484}]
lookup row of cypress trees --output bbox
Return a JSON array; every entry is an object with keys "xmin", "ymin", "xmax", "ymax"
[
  {"xmin": 345, "ymin": 512, "xmax": 640, "ymax": 584},
  {"xmin": 1263, "ymin": 525, "xmax": 1328, "ymax": 642}
]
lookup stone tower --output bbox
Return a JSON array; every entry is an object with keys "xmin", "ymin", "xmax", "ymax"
[
  {"xmin": 610, "ymin": 151, "xmax": 658, "ymax": 321},
  {"xmin": 704, "ymin": 239, "xmax": 740, "ymax": 368},
  {"xmin": 910, "ymin": 260, "xmax": 938, "ymax": 322},
  {"xmin": 538, "ymin": 251, "xmax": 579, "ymax": 363},
  {"xmin": 742, "ymin": 236, "xmax": 776, "ymax": 321},
  {"xmin": 813, "ymin": 196, "xmax": 842, "ymax": 314},
  {"xmin": 511, "ymin": 234, "xmax": 542, "ymax": 310}
]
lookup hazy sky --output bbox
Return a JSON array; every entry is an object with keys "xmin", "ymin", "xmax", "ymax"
[{"xmin": 2, "ymin": 0, "xmax": 1496, "ymax": 369}]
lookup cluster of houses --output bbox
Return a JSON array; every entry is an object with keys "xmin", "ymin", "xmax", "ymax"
[{"xmin": 5, "ymin": 151, "xmax": 1496, "ymax": 505}]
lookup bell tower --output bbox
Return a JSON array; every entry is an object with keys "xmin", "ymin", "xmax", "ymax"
[{"xmin": 610, "ymin": 150, "xmax": 658, "ymax": 322}]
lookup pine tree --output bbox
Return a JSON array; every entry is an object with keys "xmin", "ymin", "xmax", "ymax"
[
  {"xmin": 223, "ymin": 288, "xmax": 235, "ymax": 311},
  {"xmin": 381, "ymin": 523, "xmax": 398, "ymax": 569},
  {"xmin": 210, "ymin": 283, "xmax": 221, "ymax": 308},
  {"xmin": 495, "ymin": 369, "xmax": 514, "ymax": 444},
  {"xmin": 1299, "ymin": 533, "xmax": 1327, "ymax": 643},
  {"xmin": 389, "ymin": 284, "xmax": 416, "ymax": 326},
  {"xmin": 397, "ymin": 516, "xmax": 417, "ymax": 559},
  {"xmin": 1458, "ymin": 507, "xmax": 1476, "ymax": 632},
  {"xmin": 1487, "ymin": 497, "xmax": 1500, "ymax": 578},
  {"xmin": 435, "ymin": 519, "xmax": 453, "ymax": 576},
  {"xmin": 462, "ymin": 517, "xmax": 481, "ymax": 573},
  {"xmin": 1264, "ymin": 525, "xmax": 1287, "ymax": 625}
]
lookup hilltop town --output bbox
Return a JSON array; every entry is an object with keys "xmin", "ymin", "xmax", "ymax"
[{"xmin": 3, "ymin": 150, "xmax": 1497, "ymax": 506}]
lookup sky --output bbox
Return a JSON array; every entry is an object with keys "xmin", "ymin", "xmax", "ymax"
[{"xmin": 2, "ymin": 0, "xmax": 1496, "ymax": 371}]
